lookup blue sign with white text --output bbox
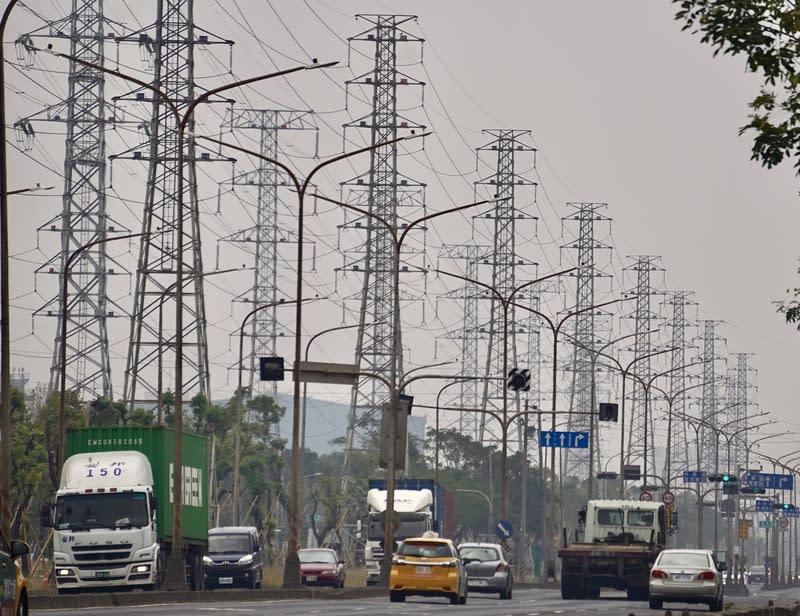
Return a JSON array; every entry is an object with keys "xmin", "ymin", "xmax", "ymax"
[
  {"xmin": 742, "ymin": 472, "xmax": 794, "ymax": 491},
  {"xmin": 495, "ymin": 519, "xmax": 513, "ymax": 539},
  {"xmin": 683, "ymin": 471, "xmax": 706, "ymax": 483},
  {"xmin": 756, "ymin": 499, "xmax": 774, "ymax": 512},
  {"xmin": 539, "ymin": 431, "xmax": 589, "ymax": 449}
]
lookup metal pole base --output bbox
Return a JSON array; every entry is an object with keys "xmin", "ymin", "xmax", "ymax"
[
  {"xmin": 162, "ymin": 557, "xmax": 187, "ymax": 591},
  {"xmin": 282, "ymin": 551, "xmax": 302, "ymax": 587}
]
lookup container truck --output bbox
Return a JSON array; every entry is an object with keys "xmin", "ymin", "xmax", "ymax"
[
  {"xmin": 558, "ymin": 499, "xmax": 667, "ymax": 600},
  {"xmin": 363, "ymin": 478, "xmax": 453, "ymax": 586},
  {"xmin": 41, "ymin": 426, "xmax": 208, "ymax": 593}
]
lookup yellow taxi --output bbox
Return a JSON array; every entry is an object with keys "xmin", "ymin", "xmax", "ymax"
[
  {"xmin": 0, "ymin": 529, "xmax": 28, "ymax": 616},
  {"xmin": 389, "ymin": 534, "xmax": 467, "ymax": 604}
]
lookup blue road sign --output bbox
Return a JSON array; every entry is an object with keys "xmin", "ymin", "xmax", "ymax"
[
  {"xmin": 495, "ymin": 519, "xmax": 513, "ymax": 539},
  {"xmin": 755, "ymin": 499, "xmax": 774, "ymax": 513},
  {"xmin": 787, "ymin": 508, "xmax": 800, "ymax": 519},
  {"xmin": 683, "ymin": 471, "xmax": 706, "ymax": 483},
  {"xmin": 742, "ymin": 472, "xmax": 794, "ymax": 491},
  {"xmin": 539, "ymin": 430, "xmax": 589, "ymax": 449}
]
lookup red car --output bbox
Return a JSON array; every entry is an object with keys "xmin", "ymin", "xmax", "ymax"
[{"xmin": 298, "ymin": 548, "xmax": 345, "ymax": 588}]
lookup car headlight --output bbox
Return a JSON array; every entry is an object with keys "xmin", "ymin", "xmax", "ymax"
[
  {"xmin": 203, "ymin": 555, "xmax": 212, "ymax": 564},
  {"xmin": 238, "ymin": 554, "xmax": 253, "ymax": 565}
]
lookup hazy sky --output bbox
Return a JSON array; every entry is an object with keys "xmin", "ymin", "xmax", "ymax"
[{"xmin": 4, "ymin": 1, "xmax": 800, "ymax": 466}]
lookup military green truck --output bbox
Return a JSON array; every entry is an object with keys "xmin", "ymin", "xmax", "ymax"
[
  {"xmin": 41, "ymin": 426, "xmax": 208, "ymax": 593},
  {"xmin": 558, "ymin": 499, "xmax": 667, "ymax": 600}
]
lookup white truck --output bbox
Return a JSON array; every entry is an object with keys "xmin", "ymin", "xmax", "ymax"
[
  {"xmin": 363, "ymin": 487, "xmax": 435, "ymax": 586},
  {"xmin": 41, "ymin": 427, "xmax": 208, "ymax": 593}
]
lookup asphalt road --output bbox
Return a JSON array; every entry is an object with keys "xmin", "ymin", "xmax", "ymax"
[{"xmin": 28, "ymin": 583, "xmax": 800, "ymax": 616}]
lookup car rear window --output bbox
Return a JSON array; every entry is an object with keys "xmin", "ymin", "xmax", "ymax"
[
  {"xmin": 399, "ymin": 542, "xmax": 451, "ymax": 557},
  {"xmin": 658, "ymin": 552, "xmax": 710, "ymax": 567}
]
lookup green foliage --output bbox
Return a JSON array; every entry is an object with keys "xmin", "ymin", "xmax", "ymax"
[{"xmin": 673, "ymin": 0, "xmax": 800, "ymax": 172}]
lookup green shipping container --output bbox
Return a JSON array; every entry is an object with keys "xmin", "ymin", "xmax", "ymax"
[{"xmin": 65, "ymin": 426, "xmax": 208, "ymax": 546}]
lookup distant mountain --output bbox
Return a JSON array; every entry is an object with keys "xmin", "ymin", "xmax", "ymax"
[{"xmin": 274, "ymin": 393, "xmax": 425, "ymax": 455}]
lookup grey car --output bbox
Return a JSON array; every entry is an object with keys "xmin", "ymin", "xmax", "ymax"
[
  {"xmin": 649, "ymin": 548, "xmax": 726, "ymax": 611},
  {"xmin": 458, "ymin": 542, "xmax": 513, "ymax": 599}
]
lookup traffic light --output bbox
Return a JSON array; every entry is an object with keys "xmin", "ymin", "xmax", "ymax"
[
  {"xmin": 776, "ymin": 503, "xmax": 796, "ymax": 511},
  {"xmin": 259, "ymin": 356, "xmax": 285, "ymax": 381},
  {"xmin": 598, "ymin": 402, "xmax": 619, "ymax": 422},
  {"xmin": 739, "ymin": 521, "xmax": 749, "ymax": 539},
  {"xmin": 722, "ymin": 474, "xmax": 739, "ymax": 495},
  {"xmin": 740, "ymin": 486, "xmax": 767, "ymax": 495},
  {"xmin": 507, "ymin": 368, "xmax": 531, "ymax": 392},
  {"xmin": 707, "ymin": 474, "xmax": 723, "ymax": 482}
]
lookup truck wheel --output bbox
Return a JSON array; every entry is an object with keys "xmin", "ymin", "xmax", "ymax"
[
  {"xmin": 389, "ymin": 591, "xmax": 405, "ymax": 602},
  {"xmin": 649, "ymin": 597, "xmax": 663, "ymax": 609},
  {"xmin": 560, "ymin": 575, "xmax": 578, "ymax": 599}
]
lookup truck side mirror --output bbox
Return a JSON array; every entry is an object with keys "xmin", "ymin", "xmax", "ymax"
[
  {"xmin": 39, "ymin": 504, "xmax": 52, "ymax": 528},
  {"xmin": 150, "ymin": 494, "xmax": 157, "ymax": 512}
]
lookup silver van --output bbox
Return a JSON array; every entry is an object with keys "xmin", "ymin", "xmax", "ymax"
[{"xmin": 204, "ymin": 526, "xmax": 263, "ymax": 589}]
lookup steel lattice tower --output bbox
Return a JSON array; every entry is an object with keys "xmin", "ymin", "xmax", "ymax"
[
  {"xmin": 340, "ymin": 15, "xmax": 426, "ymax": 468},
  {"xmin": 123, "ymin": 0, "xmax": 210, "ymax": 407},
  {"xmin": 562, "ymin": 202, "xmax": 611, "ymax": 478},
  {"xmin": 222, "ymin": 109, "xmax": 314, "ymax": 396},
  {"xmin": 623, "ymin": 255, "xmax": 663, "ymax": 479},
  {"xmin": 24, "ymin": 2, "xmax": 123, "ymax": 401},
  {"xmin": 662, "ymin": 290, "xmax": 697, "ymax": 479},
  {"xmin": 697, "ymin": 320, "xmax": 724, "ymax": 471},
  {"xmin": 475, "ymin": 130, "xmax": 537, "ymax": 447},
  {"xmin": 730, "ymin": 353, "xmax": 755, "ymax": 470},
  {"xmin": 440, "ymin": 245, "xmax": 491, "ymax": 440}
]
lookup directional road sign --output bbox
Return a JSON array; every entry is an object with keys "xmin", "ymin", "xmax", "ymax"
[
  {"xmin": 741, "ymin": 471, "xmax": 794, "ymax": 491},
  {"xmin": 759, "ymin": 520, "xmax": 775, "ymax": 529},
  {"xmin": 539, "ymin": 430, "xmax": 589, "ymax": 449},
  {"xmin": 495, "ymin": 519, "xmax": 513, "ymax": 539},
  {"xmin": 755, "ymin": 499, "xmax": 774, "ymax": 513},
  {"xmin": 683, "ymin": 470, "xmax": 706, "ymax": 483}
]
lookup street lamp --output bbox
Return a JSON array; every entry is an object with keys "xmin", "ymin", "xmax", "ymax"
[
  {"xmin": 232, "ymin": 297, "xmax": 321, "ymax": 525},
  {"xmin": 36, "ymin": 42, "xmax": 339, "ymax": 588},
  {"xmin": 191, "ymin": 130, "xmax": 437, "ymax": 587},
  {"xmin": 429, "ymin": 265, "xmax": 579, "ymax": 522}
]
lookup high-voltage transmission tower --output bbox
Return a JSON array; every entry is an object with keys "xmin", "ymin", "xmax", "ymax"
[
  {"xmin": 20, "ymin": 5, "xmax": 129, "ymax": 401},
  {"xmin": 662, "ymin": 290, "xmax": 697, "ymax": 479},
  {"xmin": 561, "ymin": 202, "xmax": 611, "ymax": 478},
  {"xmin": 122, "ymin": 2, "xmax": 231, "ymax": 408},
  {"xmin": 439, "ymin": 245, "xmax": 491, "ymax": 440},
  {"xmin": 623, "ymin": 255, "xmax": 664, "ymax": 478},
  {"xmin": 475, "ymin": 130, "xmax": 537, "ymax": 448},
  {"xmin": 697, "ymin": 320, "xmax": 725, "ymax": 471},
  {"xmin": 221, "ymin": 109, "xmax": 315, "ymax": 397},
  {"xmin": 340, "ymin": 15, "xmax": 426, "ymax": 470},
  {"xmin": 729, "ymin": 352, "xmax": 755, "ymax": 470}
]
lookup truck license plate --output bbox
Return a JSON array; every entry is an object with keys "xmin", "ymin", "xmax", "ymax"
[
  {"xmin": 307, "ymin": 575, "xmax": 317, "ymax": 582},
  {"xmin": 96, "ymin": 571, "xmax": 110, "ymax": 579},
  {"xmin": 415, "ymin": 566, "xmax": 432, "ymax": 576},
  {"xmin": 219, "ymin": 577, "xmax": 233, "ymax": 584}
]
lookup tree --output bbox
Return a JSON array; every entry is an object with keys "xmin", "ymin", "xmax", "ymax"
[{"xmin": 674, "ymin": 1, "xmax": 800, "ymax": 173}]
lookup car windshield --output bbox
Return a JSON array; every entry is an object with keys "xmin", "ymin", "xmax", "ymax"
[
  {"xmin": 460, "ymin": 547, "xmax": 499, "ymax": 561},
  {"xmin": 399, "ymin": 542, "xmax": 451, "ymax": 557},
  {"xmin": 208, "ymin": 534, "xmax": 252, "ymax": 554},
  {"xmin": 658, "ymin": 552, "xmax": 710, "ymax": 568},
  {"xmin": 627, "ymin": 510, "xmax": 654, "ymax": 526},
  {"xmin": 299, "ymin": 550, "xmax": 336, "ymax": 564},
  {"xmin": 56, "ymin": 492, "xmax": 149, "ymax": 530}
]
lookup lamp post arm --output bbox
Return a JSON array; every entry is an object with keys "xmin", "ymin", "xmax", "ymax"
[{"xmin": 58, "ymin": 231, "xmax": 147, "ymax": 470}]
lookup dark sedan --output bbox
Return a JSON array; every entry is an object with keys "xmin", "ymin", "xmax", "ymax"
[
  {"xmin": 458, "ymin": 542, "xmax": 513, "ymax": 599},
  {"xmin": 298, "ymin": 548, "xmax": 345, "ymax": 588}
]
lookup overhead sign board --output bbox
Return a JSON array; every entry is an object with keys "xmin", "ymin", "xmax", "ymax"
[
  {"xmin": 683, "ymin": 471, "xmax": 706, "ymax": 483},
  {"xmin": 539, "ymin": 431, "xmax": 589, "ymax": 449},
  {"xmin": 295, "ymin": 361, "xmax": 359, "ymax": 385},
  {"xmin": 755, "ymin": 499, "xmax": 774, "ymax": 513},
  {"xmin": 741, "ymin": 471, "xmax": 794, "ymax": 491}
]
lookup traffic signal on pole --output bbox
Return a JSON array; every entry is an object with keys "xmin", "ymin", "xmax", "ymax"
[
  {"xmin": 259, "ymin": 356, "xmax": 285, "ymax": 381},
  {"xmin": 739, "ymin": 521, "xmax": 749, "ymax": 539},
  {"xmin": 721, "ymin": 473, "xmax": 737, "ymax": 483},
  {"xmin": 598, "ymin": 402, "xmax": 619, "ymax": 422},
  {"xmin": 507, "ymin": 368, "xmax": 531, "ymax": 392},
  {"xmin": 722, "ymin": 474, "xmax": 739, "ymax": 495},
  {"xmin": 707, "ymin": 474, "xmax": 723, "ymax": 482},
  {"xmin": 740, "ymin": 486, "xmax": 767, "ymax": 495}
]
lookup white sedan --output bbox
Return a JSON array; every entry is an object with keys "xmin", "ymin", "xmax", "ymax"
[{"xmin": 649, "ymin": 548, "xmax": 726, "ymax": 611}]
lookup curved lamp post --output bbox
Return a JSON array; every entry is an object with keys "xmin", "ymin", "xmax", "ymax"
[{"xmin": 37, "ymin": 41, "xmax": 339, "ymax": 587}]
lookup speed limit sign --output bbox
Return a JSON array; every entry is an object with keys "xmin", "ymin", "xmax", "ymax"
[
  {"xmin": 639, "ymin": 491, "xmax": 653, "ymax": 502},
  {"xmin": 663, "ymin": 491, "xmax": 675, "ymax": 505}
]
